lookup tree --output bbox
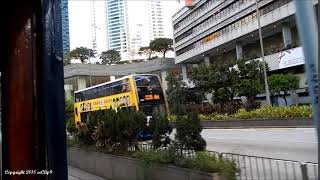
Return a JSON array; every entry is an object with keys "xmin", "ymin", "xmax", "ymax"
[
  {"xmin": 138, "ymin": 46, "xmax": 154, "ymax": 60},
  {"xmin": 212, "ymin": 61, "xmax": 239, "ymax": 103},
  {"xmin": 166, "ymin": 73, "xmax": 202, "ymax": 114},
  {"xmin": 68, "ymin": 47, "xmax": 96, "ymax": 63},
  {"xmin": 99, "ymin": 50, "xmax": 121, "ymax": 65},
  {"xmin": 149, "ymin": 38, "xmax": 173, "ymax": 58},
  {"xmin": 63, "ymin": 53, "xmax": 71, "ymax": 66},
  {"xmin": 236, "ymin": 59, "xmax": 266, "ymax": 109},
  {"xmin": 190, "ymin": 64, "xmax": 212, "ymax": 95},
  {"xmin": 268, "ymin": 74, "xmax": 299, "ymax": 105},
  {"xmin": 190, "ymin": 61, "xmax": 239, "ymax": 105}
]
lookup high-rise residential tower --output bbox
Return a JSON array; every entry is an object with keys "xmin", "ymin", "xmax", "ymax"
[
  {"xmin": 147, "ymin": 0, "xmax": 165, "ymax": 41},
  {"xmin": 106, "ymin": 0, "xmax": 129, "ymax": 59},
  {"xmin": 61, "ymin": 0, "xmax": 70, "ymax": 54}
]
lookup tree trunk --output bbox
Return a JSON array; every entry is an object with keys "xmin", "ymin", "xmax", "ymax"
[
  {"xmin": 148, "ymin": 52, "xmax": 151, "ymax": 60},
  {"xmin": 230, "ymin": 91, "xmax": 234, "ymax": 101},
  {"xmin": 279, "ymin": 91, "xmax": 288, "ymax": 106},
  {"xmin": 283, "ymin": 94, "xmax": 288, "ymax": 106},
  {"xmin": 201, "ymin": 96, "xmax": 204, "ymax": 112},
  {"xmin": 163, "ymin": 51, "xmax": 166, "ymax": 58}
]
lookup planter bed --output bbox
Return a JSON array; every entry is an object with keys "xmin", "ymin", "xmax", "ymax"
[{"xmin": 68, "ymin": 147, "xmax": 227, "ymax": 180}]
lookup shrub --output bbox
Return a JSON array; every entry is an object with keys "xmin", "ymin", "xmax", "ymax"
[
  {"xmin": 198, "ymin": 101, "xmax": 243, "ymax": 117},
  {"xmin": 193, "ymin": 151, "xmax": 220, "ymax": 173},
  {"xmin": 168, "ymin": 114, "xmax": 177, "ymax": 121},
  {"xmin": 139, "ymin": 149, "xmax": 237, "ymax": 179},
  {"xmin": 243, "ymin": 99, "xmax": 261, "ymax": 111},
  {"xmin": 75, "ymin": 123, "xmax": 94, "ymax": 145},
  {"xmin": 233, "ymin": 108, "xmax": 253, "ymax": 119},
  {"xmin": 193, "ymin": 152, "xmax": 238, "ymax": 180},
  {"xmin": 198, "ymin": 114, "xmax": 211, "ymax": 121},
  {"xmin": 66, "ymin": 117, "xmax": 77, "ymax": 136},
  {"xmin": 221, "ymin": 101, "xmax": 244, "ymax": 114},
  {"xmin": 233, "ymin": 105, "xmax": 312, "ymax": 119},
  {"xmin": 211, "ymin": 113, "xmax": 230, "ymax": 120},
  {"xmin": 175, "ymin": 112, "xmax": 206, "ymax": 151},
  {"xmin": 218, "ymin": 159, "xmax": 238, "ymax": 180},
  {"xmin": 91, "ymin": 109, "xmax": 145, "ymax": 151},
  {"xmin": 92, "ymin": 121, "xmax": 108, "ymax": 148},
  {"xmin": 65, "ymin": 99, "xmax": 74, "ymax": 112},
  {"xmin": 149, "ymin": 115, "xmax": 172, "ymax": 149},
  {"xmin": 198, "ymin": 105, "xmax": 312, "ymax": 120},
  {"xmin": 142, "ymin": 149, "xmax": 174, "ymax": 166},
  {"xmin": 67, "ymin": 138, "xmax": 79, "ymax": 147},
  {"xmin": 199, "ymin": 113, "xmax": 229, "ymax": 121}
]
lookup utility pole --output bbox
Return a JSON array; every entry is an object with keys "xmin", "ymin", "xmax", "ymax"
[
  {"xmin": 255, "ymin": 0, "xmax": 271, "ymax": 105},
  {"xmin": 293, "ymin": 0, "xmax": 319, "ymax": 142},
  {"xmin": 89, "ymin": 0, "xmax": 98, "ymax": 87}
]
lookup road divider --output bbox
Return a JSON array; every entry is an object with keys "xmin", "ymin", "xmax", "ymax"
[{"xmin": 170, "ymin": 118, "xmax": 313, "ymax": 129}]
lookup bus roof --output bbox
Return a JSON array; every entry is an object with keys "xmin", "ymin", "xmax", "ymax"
[{"xmin": 74, "ymin": 74, "xmax": 159, "ymax": 93}]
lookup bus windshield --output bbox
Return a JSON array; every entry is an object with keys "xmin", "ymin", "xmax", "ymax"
[
  {"xmin": 134, "ymin": 75, "xmax": 162, "ymax": 91},
  {"xmin": 134, "ymin": 75, "xmax": 166, "ymax": 117}
]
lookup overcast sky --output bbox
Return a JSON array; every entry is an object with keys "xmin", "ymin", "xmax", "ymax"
[{"xmin": 69, "ymin": 0, "xmax": 185, "ymax": 54}]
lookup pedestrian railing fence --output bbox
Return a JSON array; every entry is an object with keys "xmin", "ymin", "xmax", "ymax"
[{"xmin": 133, "ymin": 144, "xmax": 318, "ymax": 180}]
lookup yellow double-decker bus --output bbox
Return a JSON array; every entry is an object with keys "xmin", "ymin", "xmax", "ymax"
[{"xmin": 74, "ymin": 74, "xmax": 169, "ymax": 125}]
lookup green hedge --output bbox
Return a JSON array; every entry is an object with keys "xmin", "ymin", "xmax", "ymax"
[
  {"xmin": 233, "ymin": 105, "xmax": 312, "ymax": 119},
  {"xmin": 169, "ymin": 105, "xmax": 312, "ymax": 121},
  {"xmin": 139, "ymin": 149, "xmax": 238, "ymax": 180}
]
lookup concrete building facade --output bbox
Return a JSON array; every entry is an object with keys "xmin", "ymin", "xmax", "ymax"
[{"xmin": 172, "ymin": 0, "xmax": 318, "ymax": 106}]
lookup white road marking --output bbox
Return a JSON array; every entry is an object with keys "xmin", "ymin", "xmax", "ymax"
[{"xmin": 207, "ymin": 136, "xmax": 317, "ymax": 144}]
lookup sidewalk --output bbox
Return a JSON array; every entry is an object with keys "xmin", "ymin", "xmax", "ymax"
[{"xmin": 68, "ymin": 166, "xmax": 106, "ymax": 180}]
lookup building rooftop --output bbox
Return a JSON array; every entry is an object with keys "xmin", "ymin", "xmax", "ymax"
[{"xmin": 64, "ymin": 58, "xmax": 179, "ymax": 78}]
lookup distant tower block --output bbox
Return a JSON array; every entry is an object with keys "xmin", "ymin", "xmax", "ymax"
[{"xmin": 90, "ymin": 0, "xmax": 97, "ymax": 51}]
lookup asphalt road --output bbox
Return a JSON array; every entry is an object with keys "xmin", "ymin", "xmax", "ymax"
[
  {"xmin": 171, "ymin": 128, "xmax": 318, "ymax": 180},
  {"xmin": 199, "ymin": 128, "xmax": 318, "ymax": 163}
]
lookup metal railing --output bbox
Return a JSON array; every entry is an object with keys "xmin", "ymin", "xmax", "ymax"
[
  {"xmin": 221, "ymin": 152, "xmax": 318, "ymax": 180},
  {"xmin": 134, "ymin": 144, "xmax": 318, "ymax": 180}
]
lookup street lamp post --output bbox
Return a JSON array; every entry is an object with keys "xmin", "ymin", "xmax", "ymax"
[
  {"xmin": 255, "ymin": 0, "xmax": 271, "ymax": 105},
  {"xmin": 89, "ymin": 50, "xmax": 92, "ymax": 86}
]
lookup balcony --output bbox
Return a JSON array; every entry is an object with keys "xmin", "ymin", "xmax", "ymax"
[
  {"xmin": 175, "ymin": 0, "xmax": 257, "ymax": 48},
  {"xmin": 173, "ymin": 0, "xmax": 227, "ymax": 36},
  {"xmin": 175, "ymin": 1, "xmax": 297, "ymax": 64},
  {"xmin": 172, "ymin": 0, "xmax": 202, "ymax": 23}
]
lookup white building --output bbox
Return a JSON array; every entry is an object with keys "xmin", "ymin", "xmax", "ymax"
[
  {"xmin": 172, "ymin": 0, "xmax": 319, "ymax": 106},
  {"xmin": 147, "ymin": 0, "xmax": 165, "ymax": 41},
  {"xmin": 106, "ymin": 0, "xmax": 130, "ymax": 60},
  {"xmin": 125, "ymin": 0, "xmax": 179, "ymax": 60}
]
